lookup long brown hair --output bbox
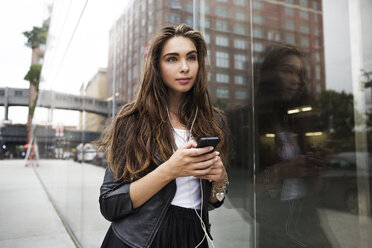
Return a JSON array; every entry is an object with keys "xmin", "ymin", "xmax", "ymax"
[{"xmin": 97, "ymin": 24, "xmax": 228, "ymax": 181}]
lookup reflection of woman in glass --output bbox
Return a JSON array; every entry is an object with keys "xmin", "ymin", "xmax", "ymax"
[
  {"xmin": 255, "ymin": 45, "xmax": 330, "ymax": 247},
  {"xmin": 97, "ymin": 24, "xmax": 229, "ymax": 248}
]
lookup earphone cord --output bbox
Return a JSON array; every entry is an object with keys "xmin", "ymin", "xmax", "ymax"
[{"xmin": 167, "ymin": 105, "xmax": 214, "ymax": 247}]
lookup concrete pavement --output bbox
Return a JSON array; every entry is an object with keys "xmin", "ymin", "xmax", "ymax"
[
  {"xmin": 0, "ymin": 159, "xmax": 253, "ymax": 248},
  {"xmin": 0, "ymin": 160, "xmax": 75, "ymax": 248}
]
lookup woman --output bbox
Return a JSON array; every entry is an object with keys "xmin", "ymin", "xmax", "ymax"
[
  {"xmin": 97, "ymin": 24, "xmax": 229, "ymax": 248},
  {"xmin": 255, "ymin": 45, "xmax": 330, "ymax": 247}
]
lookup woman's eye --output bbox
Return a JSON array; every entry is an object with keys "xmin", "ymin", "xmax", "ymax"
[
  {"xmin": 167, "ymin": 57, "xmax": 177, "ymax": 62},
  {"xmin": 188, "ymin": 55, "xmax": 197, "ymax": 61}
]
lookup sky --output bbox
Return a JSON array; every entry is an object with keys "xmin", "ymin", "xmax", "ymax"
[{"xmin": 0, "ymin": 0, "xmax": 129, "ymax": 125}]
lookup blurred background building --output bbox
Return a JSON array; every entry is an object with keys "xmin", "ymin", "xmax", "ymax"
[{"xmin": 107, "ymin": 0, "xmax": 325, "ymax": 108}]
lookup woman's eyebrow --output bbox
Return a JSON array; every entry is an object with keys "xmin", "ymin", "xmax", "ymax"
[{"xmin": 163, "ymin": 50, "xmax": 197, "ymax": 57}]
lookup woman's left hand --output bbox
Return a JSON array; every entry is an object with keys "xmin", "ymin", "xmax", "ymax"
[{"xmin": 197, "ymin": 154, "xmax": 226, "ymax": 184}]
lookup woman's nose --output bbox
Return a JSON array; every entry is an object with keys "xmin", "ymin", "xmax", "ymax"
[{"xmin": 180, "ymin": 59, "xmax": 189, "ymax": 73}]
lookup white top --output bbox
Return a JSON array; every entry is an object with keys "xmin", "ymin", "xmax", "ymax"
[
  {"xmin": 170, "ymin": 128, "xmax": 201, "ymax": 209},
  {"xmin": 276, "ymin": 132, "xmax": 305, "ymax": 201}
]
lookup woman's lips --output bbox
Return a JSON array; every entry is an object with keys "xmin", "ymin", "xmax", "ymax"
[{"xmin": 176, "ymin": 78, "xmax": 191, "ymax": 85}]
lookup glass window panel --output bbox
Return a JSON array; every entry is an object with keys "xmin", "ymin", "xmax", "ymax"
[
  {"xmin": 285, "ymin": 20, "xmax": 295, "ymax": 31},
  {"xmin": 300, "ymin": 24, "xmax": 310, "ymax": 34},
  {"xmin": 216, "ymin": 21, "xmax": 228, "ymax": 32},
  {"xmin": 285, "ymin": 33, "xmax": 296, "ymax": 43},
  {"xmin": 285, "ymin": 7, "xmax": 294, "ymax": 16},
  {"xmin": 235, "ymin": 75, "xmax": 247, "ymax": 85},
  {"xmin": 253, "ymin": 14, "xmax": 263, "ymax": 24},
  {"xmin": 216, "ymin": 73, "xmax": 230, "ymax": 83},
  {"xmin": 299, "ymin": 0, "xmax": 308, "ymax": 7},
  {"xmin": 216, "ymin": 51, "xmax": 229, "ymax": 68},
  {"xmin": 216, "ymin": 7, "xmax": 228, "ymax": 18},
  {"xmin": 252, "ymin": 0, "xmax": 263, "ymax": 9},
  {"xmin": 216, "ymin": 35, "xmax": 229, "ymax": 47},
  {"xmin": 234, "ymin": 24, "xmax": 246, "ymax": 35},
  {"xmin": 234, "ymin": 39, "xmax": 247, "ymax": 49},
  {"xmin": 253, "ymin": 27, "xmax": 264, "ymax": 38},
  {"xmin": 234, "ymin": 54, "xmax": 247, "ymax": 70},
  {"xmin": 216, "ymin": 87, "xmax": 229, "ymax": 98},
  {"xmin": 300, "ymin": 10, "xmax": 309, "ymax": 19},
  {"xmin": 235, "ymin": 0, "xmax": 246, "ymax": 6},
  {"xmin": 235, "ymin": 90, "xmax": 247, "ymax": 99},
  {"xmin": 301, "ymin": 36, "xmax": 310, "ymax": 47},
  {"xmin": 235, "ymin": 11, "xmax": 246, "ymax": 21}
]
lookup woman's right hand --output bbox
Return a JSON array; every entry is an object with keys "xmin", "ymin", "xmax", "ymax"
[{"xmin": 162, "ymin": 140, "xmax": 219, "ymax": 180}]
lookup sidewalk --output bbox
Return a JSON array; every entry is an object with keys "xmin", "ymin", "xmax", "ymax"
[
  {"xmin": 0, "ymin": 160, "xmax": 75, "ymax": 248},
  {"xmin": 0, "ymin": 160, "xmax": 253, "ymax": 248}
]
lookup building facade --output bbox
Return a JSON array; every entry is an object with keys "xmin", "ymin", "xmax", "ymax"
[{"xmin": 107, "ymin": 0, "xmax": 324, "ymax": 108}]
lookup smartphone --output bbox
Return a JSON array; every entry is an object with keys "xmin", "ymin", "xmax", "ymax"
[{"xmin": 196, "ymin": 137, "xmax": 220, "ymax": 152}]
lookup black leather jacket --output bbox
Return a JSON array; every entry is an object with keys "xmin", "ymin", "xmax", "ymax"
[{"xmin": 99, "ymin": 162, "xmax": 224, "ymax": 248}]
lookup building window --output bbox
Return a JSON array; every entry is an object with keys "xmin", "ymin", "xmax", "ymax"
[
  {"xmin": 216, "ymin": 51, "xmax": 229, "ymax": 68},
  {"xmin": 216, "ymin": 21, "xmax": 228, "ymax": 32},
  {"xmin": 313, "ymin": 1, "xmax": 318, "ymax": 10},
  {"xmin": 186, "ymin": 3, "xmax": 193, "ymax": 12},
  {"xmin": 234, "ymin": 39, "xmax": 247, "ymax": 49},
  {"xmin": 268, "ymin": 31, "xmax": 281, "ymax": 41},
  {"xmin": 235, "ymin": 90, "xmax": 247, "ymax": 99},
  {"xmin": 235, "ymin": 75, "xmax": 247, "ymax": 85},
  {"xmin": 314, "ymin": 52, "xmax": 320, "ymax": 62},
  {"xmin": 285, "ymin": 7, "xmax": 294, "ymax": 16},
  {"xmin": 316, "ymin": 65, "xmax": 321, "ymax": 80},
  {"xmin": 216, "ymin": 73, "xmax": 230, "ymax": 83},
  {"xmin": 253, "ymin": 14, "xmax": 263, "ymax": 24},
  {"xmin": 204, "ymin": 33, "xmax": 210, "ymax": 44},
  {"xmin": 171, "ymin": 14, "xmax": 181, "ymax": 24},
  {"xmin": 285, "ymin": 0, "xmax": 294, "ymax": 4},
  {"xmin": 285, "ymin": 33, "xmax": 295, "ymax": 44},
  {"xmin": 252, "ymin": 0, "xmax": 263, "ymax": 9},
  {"xmin": 216, "ymin": 7, "xmax": 228, "ymax": 18},
  {"xmin": 235, "ymin": 11, "xmax": 246, "ymax": 21},
  {"xmin": 235, "ymin": 0, "xmax": 246, "ymax": 6},
  {"xmin": 299, "ymin": 0, "xmax": 308, "ymax": 7},
  {"xmin": 301, "ymin": 37, "xmax": 310, "ymax": 47},
  {"xmin": 285, "ymin": 21, "xmax": 295, "ymax": 31},
  {"xmin": 216, "ymin": 35, "xmax": 229, "ymax": 47},
  {"xmin": 252, "ymin": 28, "xmax": 263, "ymax": 38},
  {"xmin": 314, "ymin": 13, "xmax": 319, "ymax": 22},
  {"xmin": 217, "ymin": 0, "xmax": 228, "ymax": 2},
  {"xmin": 234, "ymin": 24, "xmax": 246, "ymax": 35},
  {"xmin": 314, "ymin": 27, "xmax": 319, "ymax": 35},
  {"xmin": 186, "ymin": 17, "xmax": 193, "ymax": 26},
  {"xmin": 200, "ymin": 18, "xmax": 210, "ymax": 28},
  {"xmin": 217, "ymin": 88, "xmax": 230, "ymax": 99},
  {"xmin": 299, "ymin": 10, "xmax": 309, "ymax": 19},
  {"xmin": 300, "ymin": 24, "xmax": 310, "ymax": 34},
  {"xmin": 253, "ymin": 42, "xmax": 265, "ymax": 52},
  {"xmin": 234, "ymin": 54, "xmax": 247, "ymax": 70}
]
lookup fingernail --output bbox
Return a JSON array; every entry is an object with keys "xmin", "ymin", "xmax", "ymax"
[
  {"xmin": 210, "ymin": 147, "xmax": 214, "ymax": 151},
  {"xmin": 216, "ymin": 151, "xmax": 220, "ymax": 156}
]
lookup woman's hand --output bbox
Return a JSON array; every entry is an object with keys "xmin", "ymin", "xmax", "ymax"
[
  {"xmin": 197, "ymin": 155, "xmax": 226, "ymax": 184},
  {"xmin": 162, "ymin": 140, "xmax": 219, "ymax": 180}
]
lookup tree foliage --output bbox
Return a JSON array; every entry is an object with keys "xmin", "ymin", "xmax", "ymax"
[
  {"xmin": 313, "ymin": 90, "xmax": 354, "ymax": 139},
  {"xmin": 22, "ymin": 23, "xmax": 49, "ymax": 49},
  {"xmin": 24, "ymin": 64, "xmax": 42, "ymax": 90}
]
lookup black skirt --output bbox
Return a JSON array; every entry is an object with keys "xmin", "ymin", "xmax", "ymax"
[{"xmin": 101, "ymin": 205, "xmax": 209, "ymax": 248}]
